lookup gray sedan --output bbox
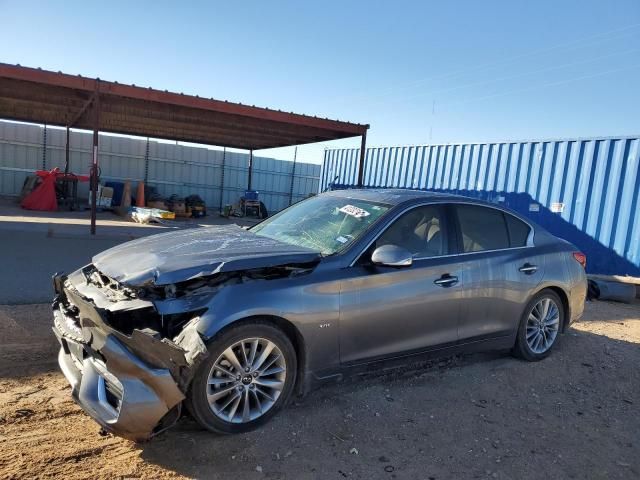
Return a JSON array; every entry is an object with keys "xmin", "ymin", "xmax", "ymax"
[{"xmin": 52, "ymin": 189, "xmax": 587, "ymax": 440}]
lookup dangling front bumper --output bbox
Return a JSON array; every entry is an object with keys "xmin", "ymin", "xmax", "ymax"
[{"xmin": 51, "ymin": 273, "xmax": 205, "ymax": 441}]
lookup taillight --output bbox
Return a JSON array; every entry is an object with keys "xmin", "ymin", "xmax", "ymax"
[{"xmin": 572, "ymin": 252, "xmax": 586, "ymax": 269}]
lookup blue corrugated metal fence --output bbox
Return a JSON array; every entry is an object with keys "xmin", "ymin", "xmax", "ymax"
[{"xmin": 322, "ymin": 135, "xmax": 640, "ymax": 276}]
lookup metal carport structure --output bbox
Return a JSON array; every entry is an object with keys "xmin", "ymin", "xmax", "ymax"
[{"xmin": 0, "ymin": 63, "xmax": 369, "ymax": 233}]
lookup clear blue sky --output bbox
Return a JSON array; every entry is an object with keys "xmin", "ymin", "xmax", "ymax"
[{"xmin": 1, "ymin": 0, "xmax": 639, "ymax": 164}]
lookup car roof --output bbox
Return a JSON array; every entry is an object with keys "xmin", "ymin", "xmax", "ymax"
[
  {"xmin": 322, "ymin": 188, "xmax": 477, "ymax": 206},
  {"xmin": 322, "ymin": 188, "xmax": 539, "ymax": 231},
  {"xmin": 320, "ymin": 188, "xmax": 544, "ymax": 246}
]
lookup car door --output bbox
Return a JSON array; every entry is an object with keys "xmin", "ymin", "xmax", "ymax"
[
  {"xmin": 452, "ymin": 203, "xmax": 545, "ymax": 342},
  {"xmin": 338, "ymin": 203, "xmax": 464, "ymax": 364}
]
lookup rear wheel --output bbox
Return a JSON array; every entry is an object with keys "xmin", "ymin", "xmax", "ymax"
[
  {"xmin": 186, "ymin": 322, "xmax": 297, "ymax": 434},
  {"xmin": 513, "ymin": 290, "xmax": 564, "ymax": 361}
]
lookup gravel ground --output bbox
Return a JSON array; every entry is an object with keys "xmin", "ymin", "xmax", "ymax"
[{"xmin": 0, "ymin": 300, "xmax": 638, "ymax": 479}]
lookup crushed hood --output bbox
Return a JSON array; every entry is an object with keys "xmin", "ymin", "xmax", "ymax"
[{"xmin": 92, "ymin": 225, "xmax": 320, "ymax": 286}]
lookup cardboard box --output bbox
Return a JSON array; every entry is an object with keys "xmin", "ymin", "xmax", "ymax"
[
  {"xmin": 101, "ymin": 187, "xmax": 113, "ymax": 198},
  {"xmin": 99, "ymin": 187, "xmax": 113, "ymax": 207},
  {"xmin": 147, "ymin": 200, "xmax": 167, "ymax": 210},
  {"xmin": 169, "ymin": 201, "xmax": 186, "ymax": 214},
  {"xmin": 88, "ymin": 185, "xmax": 114, "ymax": 208}
]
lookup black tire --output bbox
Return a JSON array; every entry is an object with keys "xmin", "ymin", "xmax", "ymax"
[
  {"xmin": 186, "ymin": 321, "xmax": 297, "ymax": 434},
  {"xmin": 513, "ymin": 289, "xmax": 565, "ymax": 361}
]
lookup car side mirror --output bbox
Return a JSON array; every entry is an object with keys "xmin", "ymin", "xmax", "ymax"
[{"xmin": 371, "ymin": 244, "xmax": 413, "ymax": 268}]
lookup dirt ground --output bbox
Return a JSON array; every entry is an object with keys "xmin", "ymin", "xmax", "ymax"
[{"xmin": 0, "ymin": 301, "xmax": 638, "ymax": 480}]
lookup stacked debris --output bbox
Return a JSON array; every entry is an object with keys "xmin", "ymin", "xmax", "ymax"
[{"xmin": 186, "ymin": 195, "xmax": 206, "ymax": 218}]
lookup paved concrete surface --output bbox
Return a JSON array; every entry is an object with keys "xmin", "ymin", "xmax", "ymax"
[
  {"xmin": 0, "ymin": 197, "xmax": 258, "ymax": 304},
  {"xmin": 1, "ymin": 230, "xmax": 126, "ymax": 304}
]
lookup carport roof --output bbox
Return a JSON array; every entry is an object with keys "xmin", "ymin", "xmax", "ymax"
[{"xmin": 0, "ymin": 63, "xmax": 369, "ymax": 150}]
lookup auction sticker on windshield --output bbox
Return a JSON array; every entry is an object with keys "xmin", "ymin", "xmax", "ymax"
[{"xmin": 339, "ymin": 205, "xmax": 370, "ymax": 218}]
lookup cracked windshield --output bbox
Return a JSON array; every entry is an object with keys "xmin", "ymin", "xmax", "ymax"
[{"xmin": 251, "ymin": 195, "xmax": 390, "ymax": 254}]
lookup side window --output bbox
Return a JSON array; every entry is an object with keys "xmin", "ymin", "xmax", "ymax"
[
  {"xmin": 376, "ymin": 205, "xmax": 446, "ymax": 258},
  {"xmin": 455, "ymin": 204, "xmax": 509, "ymax": 252},
  {"xmin": 505, "ymin": 213, "xmax": 531, "ymax": 247}
]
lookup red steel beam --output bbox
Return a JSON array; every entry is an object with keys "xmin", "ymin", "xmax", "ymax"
[
  {"xmin": 98, "ymin": 119, "xmax": 306, "ymax": 150},
  {"xmin": 101, "ymin": 99, "xmax": 351, "ymax": 141},
  {"xmin": 98, "ymin": 105, "xmax": 324, "ymax": 144},
  {"xmin": 0, "ymin": 63, "xmax": 368, "ymax": 137}
]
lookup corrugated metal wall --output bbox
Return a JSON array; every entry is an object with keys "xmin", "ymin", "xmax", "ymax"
[
  {"xmin": 0, "ymin": 121, "xmax": 320, "ymax": 212},
  {"xmin": 322, "ymin": 135, "xmax": 640, "ymax": 276}
]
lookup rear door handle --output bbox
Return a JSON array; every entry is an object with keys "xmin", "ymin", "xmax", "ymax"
[
  {"xmin": 519, "ymin": 263, "xmax": 538, "ymax": 274},
  {"xmin": 434, "ymin": 274, "xmax": 458, "ymax": 287}
]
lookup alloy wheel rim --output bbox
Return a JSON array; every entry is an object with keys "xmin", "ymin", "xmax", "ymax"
[
  {"xmin": 526, "ymin": 297, "xmax": 560, "ymax": 354},
  {"xmin": 206, "ymin": 337, "xmax": 286, "ymax": 423}
]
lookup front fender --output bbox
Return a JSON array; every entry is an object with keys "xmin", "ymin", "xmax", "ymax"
[{"xmin": 191, "ymin": 275, "xmax": 341, "ymax": 374}]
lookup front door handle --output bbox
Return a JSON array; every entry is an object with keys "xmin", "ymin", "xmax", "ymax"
[
  {"xmin": 434, "ymin": 274, "xmax": 458, "ymax": 287},
  {"xmin": 519, "ymin": 263, "xmax": 538, "ymax": 274}
]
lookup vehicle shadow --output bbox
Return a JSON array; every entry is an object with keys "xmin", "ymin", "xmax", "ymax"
[{"xmin": 139, "ymin": 316, "xmax": 639, "ymax": 479}]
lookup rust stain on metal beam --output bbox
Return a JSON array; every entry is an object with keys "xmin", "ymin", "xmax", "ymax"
[
  {"xmin": 0, "ymin": 63, "xmax": 369, "ymax": 139},
  {"xmin": 68, "ymin": 92, "xmax": 97, "ymax": 127},
  {"xmin": 98, "ymin": 110, "xmax": 321, "ymax": 145},
  {"xmin": 98, "ymin": 120, "xmax": 306, "ymax": 150},
  {"xmin": 102, "ymin": 99, "xmax": 351, "ymax": 141}
]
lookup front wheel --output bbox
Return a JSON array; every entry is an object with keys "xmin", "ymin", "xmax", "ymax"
[
  {"xmin": 186, "ymin": 322, "xmax": 297, "ymax": 434},
  {"xmin": 513, "ymin": 290, "xmax": 564, "ymax": 361}
]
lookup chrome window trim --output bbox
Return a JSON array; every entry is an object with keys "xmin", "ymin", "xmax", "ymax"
[
  {"xmin": 349, "ymin": 200, "xmax": 535, "ymax": 267},
  {"xmin": 412, "ymin": 245, "xmax": 535, "ymax": 262}
]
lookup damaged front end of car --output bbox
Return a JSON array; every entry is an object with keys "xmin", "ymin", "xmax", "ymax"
[
  {"xmin": 51, "ymin": 224, "xmax": 320, "ymax": 441},
  {"xmin": 52, "ymin": 266, "xmax": 210, "ymax": 441},
  {"xmin": 52, "ymin": 264, "xmax": 317, "ymax": 441}
]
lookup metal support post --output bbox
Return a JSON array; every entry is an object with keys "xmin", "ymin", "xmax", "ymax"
[
  {"xmin": 289, "ymin": 146, "xmax": 297, "ymax": 205},
  {"xmin": 357, "ymin": 132, "xmax": 367, "ymax": 187},
  {"xmin": 247, "ymin": 149, "xmax": 253, "ymax": 191},
  {"xmin": 219, "ymin": 147, "xmax": 226, "ymax": 213},
  {"xmin": 64, "ymin": 127, "xmax": 70, "ymax": 175},
  {"xmin": 90, "ymin": 82, "xmax": 100, "ymax": 235}
]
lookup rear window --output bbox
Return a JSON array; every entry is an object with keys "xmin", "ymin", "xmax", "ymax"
[
  {"xmin": 455, "ymin": 204, "xmax": 510, "ymax": 252},
  {"xmin": 505, "ymin": 213, "xmax": 531, "ymax": 247}
]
